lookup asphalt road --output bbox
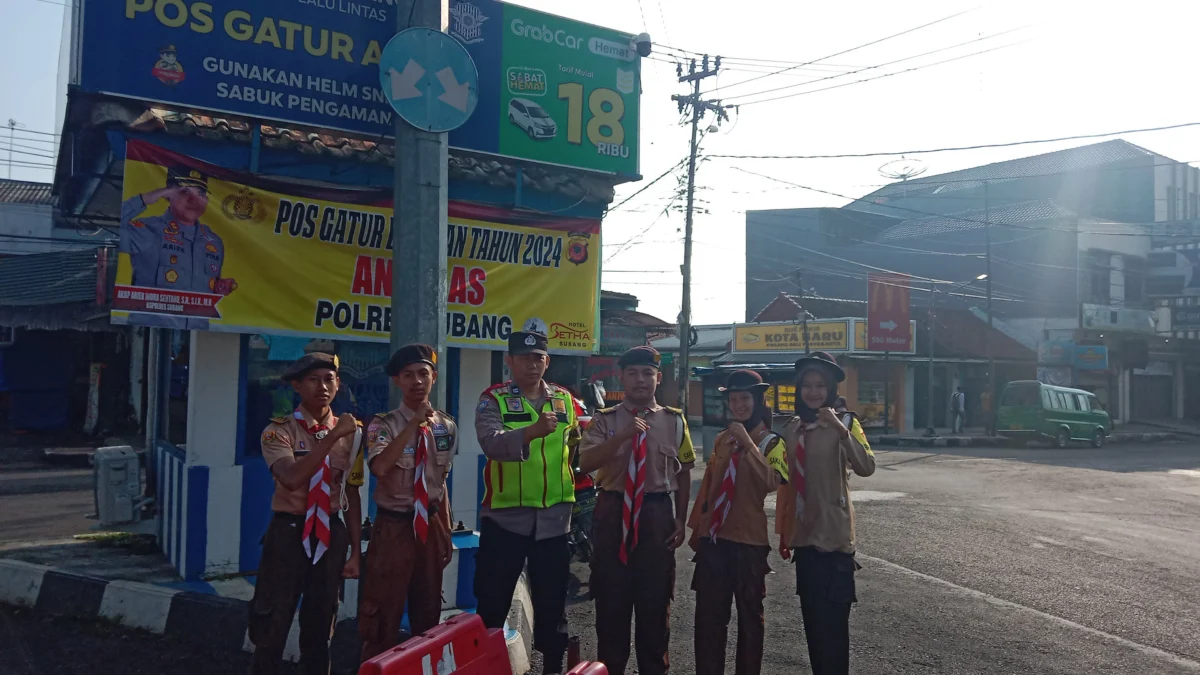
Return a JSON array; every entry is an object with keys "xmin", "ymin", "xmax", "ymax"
[{"xmin": 4, "ymin": 443, "xmax": 1199, "ymax": 674}]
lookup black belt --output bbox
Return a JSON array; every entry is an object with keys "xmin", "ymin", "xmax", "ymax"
[{"xmin": 376, "ymin": 504, "xmax": 440, "ymax": 519}]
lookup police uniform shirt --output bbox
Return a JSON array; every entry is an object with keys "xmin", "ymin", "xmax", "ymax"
[
  {"xmin": 120, "ymin": 195, "xmax": 226, "ymax": 294},
  {"xmin": 774, "ymin": 418, "xmax": 875, "ymax": 554},
  {"xmin": 366, "ymin": 404, "xmax": 457, "ymax": 513},
  {"xmin": 688, "ymin": 429, "xmax": 788, "ymax": 547},
  {"xmin": 474, "ymin": 381, "xmax": 574, "ymax": 540},
  {"xmin": 581, "ymin": 404, "xmax": 696, "ymax": 494},
  {"xmin": 260, "ymin": 408, "xmax": 362, "ymax": 516}
]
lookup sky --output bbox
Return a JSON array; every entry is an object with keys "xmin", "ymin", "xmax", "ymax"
[{"xmin": 3, "ymin": 0, "xmax": 1200, "ymax": 325}]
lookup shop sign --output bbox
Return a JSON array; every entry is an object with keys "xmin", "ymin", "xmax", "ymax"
[
  {"xmin": 1073, "ymin": 345, "xmax": 1109, "ymax": 370},
  {"xmin": 599, "ymin": 324, "xmax": 648, "ymax": 355},
  {"xmin": 1081, "ymin": 303, "xmax": 1157, "ymax": 334},
  {"xmin": 79, "ymin": 0, "xmax": 639, "ymax": 176},
  {"xmin": 852, "ymin": 319, "xmax": 915, "ymax": 354},
  {"xmin": 866, "ymin": 273, "xmax": 912, "ymax": 352},
  {"xmin": 110, "ymin": 140, "xmax": 600, "ymax": 354},
  {"xmin": 1171, "ymin": 305, "xmax": 1200, "ymax": 330},
  {"xmin": 733, "ymin": 321, "xmax": 850, "ymax": 353}
]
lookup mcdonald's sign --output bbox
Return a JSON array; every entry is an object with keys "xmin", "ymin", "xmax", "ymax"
[{"xmin": 867, "ymin": 273, "xmax": 912, "ymax": 352}]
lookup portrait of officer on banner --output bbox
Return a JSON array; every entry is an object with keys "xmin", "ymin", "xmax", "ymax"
[{"xmin": 119, "ymin": 165, "xmax": 237, "ymax": 329}]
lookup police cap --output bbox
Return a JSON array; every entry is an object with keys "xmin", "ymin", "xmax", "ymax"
[
  {"xmin": 509, "ymin": 331, "xmax": 548, "ymax": 356},
  {"xmin": 167, "ymin": 166, "xmax": 209, "ymax": 192},
  {"xmin": 387, "ymin": 343, "xmax": 437, "ymax": 376},
  {"xmin": 617, "ymin": 345, "xmax": 661, "ymax": 370},
  {"xmin": 281, "ymin": 352, "xmax": 339, "ymax": 383}
]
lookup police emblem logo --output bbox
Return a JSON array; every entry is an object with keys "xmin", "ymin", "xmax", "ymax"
[
  {"xmin": 567, "ymin": 234, "xmax": 590, "ymax": 265},
  {"xmin": 435, "ymin": 435, "xmax": 450, "ymax": 451},
  {"xmin": 222, "ymin": 188, "xmax": 260, "ymax": 221},
  {"xmin": 261, "ymin": 430, "xmax": 278, "ymax": 444},
  {"xmin": 505, "ymin": 398, "xmax": 524, "ymax": 413},
  {"xmin": 165, "ymin": 270, "xmax": 179, "ymax": 284},
  {"xmin": 477, "ymin": 399, "xmax": 490, "ymax": 413},
  {"xmin": 552, "ymin": 398, "xmax": 567, "ymax": 414},
  {"xmin": 524, "ymin": 335, "xmax": 536, "ymax": 346}
]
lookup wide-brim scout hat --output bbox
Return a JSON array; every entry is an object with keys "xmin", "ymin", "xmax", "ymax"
[
  {"xmin": 160, "ymin": 44, "xmax": 178, "ymax": 55},
  {"xmin": 617, "ymin": 345, "xmax": 662, "ymax": 370},
  {"xmin": 509, "ymin": 331, "xmax": 548, "ymax": 356},
  {"xmin": 281, "ymin": 352, "xmax": 339, "ymax": 382},
  {"xmin": 719, "ymin": 368, "xmax": 771, "ymax": 393},
  {"xmin": 794, "ymin": 351, "xmax": 846, "ymax": 383},
  {"xmin": 167, "ymin": 166, "xmax": 209, "ymax": 192},
  {"xmin": 387, "ymin": 343, "xmax": 437, "ymax": 376}
]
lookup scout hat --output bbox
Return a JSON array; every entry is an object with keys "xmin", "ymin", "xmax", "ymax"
[
  {"xmin": 794, "ymin": 351, "xmax": 845, "ymax": 382},
  {"xmin": 509, "ymin": 331, "xmax": 548, "ymax": 356},
  {"xmin": 281, "ymin": 352, "xmax": 339, "ymax": 382},
  {"xmin": 718, "ymin": 369, "xmax": 771, "ymax": 393},
  {"xmin": 167, "ymin": 166, "xmax": 209, "ymax": 192},
  {"xmin": 617, "ymin": 345, "xmax": 662, "ymax": 370},
  {"xmin": 387, "ymin": 343, "xmax": 437, "ymax": 376},
  {"xmin": 159, "ymin": 45, "xmax": 177, "ymax": 56}
]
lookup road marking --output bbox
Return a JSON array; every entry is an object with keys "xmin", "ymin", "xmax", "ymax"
[
  {"xmin": 1168, "ymin": 469, "xmax": 1200, "ymax": 478},
  {"xmin": 860, "ymin": 554, "xmax": 1200, "ymax": 671}
]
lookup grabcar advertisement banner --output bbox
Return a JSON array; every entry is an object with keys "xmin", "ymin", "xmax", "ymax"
[
  {"xmin": 112, "ymin": 140, "xmax": 601, "ymax": 354},
  {"xmin": 81, "ymin": 0, "xmax": 639, "ymax": 175}
]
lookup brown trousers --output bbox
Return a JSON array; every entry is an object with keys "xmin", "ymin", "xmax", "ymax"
[
  {"xmin": 248, "ymin": 512, "xmax": 349, "ymax": 675},
  {"xmin": 591, "ymin": 491, "xmax": 676, "ymax": 675},
  {"xmin": 358, "ymin": 507, "xmax": 450, "ymax": 663},
  {"xmin": 692, "ymin": 538, "xmax": 770, "ymax": 675}
]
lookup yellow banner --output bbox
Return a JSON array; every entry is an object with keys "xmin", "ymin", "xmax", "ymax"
[
  {"xmin": 733, "ymin": 321, "xmax": 850, "ymax": 353},
  {"xmin": 111, "ymin": 141, "xmax": 601, "ymax": 353}
]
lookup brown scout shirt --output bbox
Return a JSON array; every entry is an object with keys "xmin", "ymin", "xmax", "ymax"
[
  {"xmin": 260, "ymin": 408, "xmax": 359, "ymax": 516},
  {"xmin": 366, "ymin": 404, "xmax": 457, "ymax": 513},
  {"xmin": 688, "ymin": 429, "xmax": 787, "ymax": 547},
  {"xmin": 580, "ymin": 404, "xmax": 696, "ymax": 494},
  {"xmin": 775, "ymin": 417, "xmax": 876, "ymax": 554},
  {"xmin": 475, "ymin": 381, "xmax": 576, "ymax": 540}
]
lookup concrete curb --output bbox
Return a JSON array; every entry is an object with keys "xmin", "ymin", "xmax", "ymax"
[
  {"xmin": 0, "ymin": 559, "xmax": 535, "ymax": 672},
  {"xmin": 870, "ymin": 432, "xmax": 1180, "ymax": 448}
]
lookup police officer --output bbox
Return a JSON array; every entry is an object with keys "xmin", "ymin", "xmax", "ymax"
[
  {"xmin": 474, "ymin": 331, "xmax": 580, "ymax": 675},
  {"xmin": 687, "ymin": 369, "xmax": 788, "ymax": 675},
  {"xmin": 358, "ymin": 344, "xmax": 457, "ymax": 663},
  {"xmin": 250, "ymin": 353, "xmax": 365, "ymax": 675},
  {"xmin": 120, "ymin": 166, "xmax": 235, "ymax": 329},
  {"xmin": 578, "ymin": 346, "xmax": 695, "ymax": 675}
]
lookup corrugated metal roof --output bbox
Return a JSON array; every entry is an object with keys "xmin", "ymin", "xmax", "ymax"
[
  {"xmin": 877, "ymin": 199, "xmax": 1076, "ymax": 242},
  {"xmin": 0, "ymin": 179, "xmax": 54, "ymax": 206},
  {"xmin": 863, "ymin": 139, "xmax": 1155, "ymax": 201},
  {"xmin": 0, "ymin": 248, "xmax": 103, "ymax": 306}
]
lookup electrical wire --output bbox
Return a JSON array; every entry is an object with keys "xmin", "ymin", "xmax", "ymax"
[
  {"xmin": 699, "ymin": 6, "xmax": 979, "ymax": 95},
  {"xmin": 607, "ymin": 156, "xmax": 688, "ymax": 213}
]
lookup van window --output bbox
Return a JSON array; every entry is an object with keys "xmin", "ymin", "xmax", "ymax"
[
  {"xmin": 1076, "ymin": 394, "xmax": 1090, "ymax": 412},
  {"xmin": 513, "ymin": 101, "xmax": 526, "ymax": 113},
  {"xmin": 1062, "ymin": 393, "xmax": 1079, "ymax": 411},
  {"xmin": 1048, "ymin": 391, "xmax": 1062, "ymax": 410},
  {"xmin": 1002, "ymin": 383, "xmax": 1042, "ymax": 407},
  {"xmin": 1042, "ymin": 389, "xmax": 1054, "ymax": 409}
]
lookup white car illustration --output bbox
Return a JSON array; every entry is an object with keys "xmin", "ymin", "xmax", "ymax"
[{"xmin": 508, "ymin": 98, "xmax": 557, "ymax": 140}]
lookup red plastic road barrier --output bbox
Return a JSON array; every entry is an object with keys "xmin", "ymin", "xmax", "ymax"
[
  {"xmin": 566, "ymin": 663, "xmax": 608, "ymax": 674},
  {"xmin": 359, "ymin": 613, "xmax": 512, "ymax": 675}
]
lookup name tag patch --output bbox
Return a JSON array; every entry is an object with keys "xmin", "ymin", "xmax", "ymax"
[
  {"xmin": 432, "ymin": 423, "xmax": 448, "ymax": 435},
  {"xmin": 505, "ymin": 398, "xmax": 524, "ymax": 413},
  {"xmin": 552, "ymin": 398, "xmax": 567, "ymax": 414},
  {"xmin": 403, "ymin": 445, "xmax": 415, "ymax": 455}
]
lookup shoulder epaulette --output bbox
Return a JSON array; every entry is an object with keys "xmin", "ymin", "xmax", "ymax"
[
  {"xmin": 131, "ymin": 218, "xmax": 146, "ymax": 229},
  {"xmin": 596, "ymin": 405, "xmax": 620, "ymax": 415},
  {"xmin": 440, "ymin": 412, "xmax": 457, "ymax": 424},
  {"xmin": 372, "ymin": 411, "xmax": 389, "ymax": 420},
  {"xmin": 355, "ymin": 419, "xmax": 364, "ymax": 427},
  {"xmin": 482, "ymin": 382, "xmax": 510, "ymax": 396},
  {"xmin": 269, "ymin": 415, "xmax": 288, "ymax": 424},
  {"xmin": 663, "ymin": 406, "xmax": 684, "ymax": 416}
]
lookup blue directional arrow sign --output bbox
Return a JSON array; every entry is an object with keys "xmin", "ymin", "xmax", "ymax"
[{"xmin": 379, "ymin": 27, "xmax": 480, "ymax": 133}]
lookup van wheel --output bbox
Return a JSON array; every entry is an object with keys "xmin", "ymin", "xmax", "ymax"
[
  {"xmin": 1055, "ymin": 429, "xmax": 1070, "ymax": 449},
  {"xmin": 1092, "ymin": 429, "xmax": 1105, "ymax": 449}
]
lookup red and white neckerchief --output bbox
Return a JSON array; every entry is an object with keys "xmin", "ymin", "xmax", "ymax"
[
  {"xmin": 620, "ymin": 408, "xmax": 652, "ymax": 564},
  {"xmin": 708, "ymin": 436, "xmax": 742, "ymax": 542},
  {"xmin": 792, "ymin": 421, "xmax": 819, "ymax": 521},
  {"xmin": 298, "ymin": 410, "xmax": 332, "ymax": 564},
  {"xmin": 412, "ymin": 424, "xmax": 431, "ymax": 544}
]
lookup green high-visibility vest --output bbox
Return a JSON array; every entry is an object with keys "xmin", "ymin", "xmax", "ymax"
[{"xmin": 483, "ymin": 383, "xmax": 577, "ymax": 510}]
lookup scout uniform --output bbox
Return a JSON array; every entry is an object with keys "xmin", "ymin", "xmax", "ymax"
[
  {"xmin": 579, "ymin": 346, "xmax": 696, "ymax": 675},
  {"xmin": 119, "ymin": 166, "xmax": 226, "ymax": 329},
  {"xmin": 775, "ymin": 353, "xmax": 875, "ymax": 675},
  {"xmin": 687, "ymin": 370, "xmax": 789, "ymax": 675},
  {"xmin": 473, "ymin": 331, "xmax": 579, "ymax": 674},
  {"xmin": 359, "ymin": 345, "xmax": 458, "ymax": 662},
  {"xmin": 249, "ymin": 353, "xmax": 364, "ymax": 675}
]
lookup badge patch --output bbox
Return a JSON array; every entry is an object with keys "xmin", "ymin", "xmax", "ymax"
[
  {"xmin": 165, "ymin": 270, "xmax": 179, "ymax": 284},
  {"xmin": 314, "ymin": 429, "xmax": 328, "ymax": 441},
  {"xmin": 436, "ymin": 435, "xmax": 451, "ymax": 451},
  {"xmin": 432, "ymin": 423, "xmax": 448, "ymax": 435},
  {"xmin": 552, "ymin": 398, "xmax": 567, "ymax": 414},
  {"xmin": 206, "ymin": 243, "xmax": 218, "ymax": 254},
  {"xmin": 477, "ymin": 399, "xmax": 490, "ymax": 413},
  {"xmin": 524, "ymin": 335, "xmax": 536, "ymax": 346},
  {"xmin": 170, "ymin": 255, "xmax": 178, "ymax": 264},
  {"xmin": 505, "ymin": 398, "xmax": 524, "ymax": 413},
  {"xmin": 261, "ymin": 430, "xmax": 278, "ymax": 444},
  {"xmin": 299, "ymin": 441, "xmax": 306, "ymax": 450},
  {"xmin": 403, "ymin": 445, "xmax": 415, "ymax": 455}
]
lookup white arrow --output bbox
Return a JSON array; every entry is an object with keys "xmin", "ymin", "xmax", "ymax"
[
  {"xmin": 880, "ymin": 320, "xmax": 898, "ymax": 331},
  {"xmin": 388, "ymin": 59, "xmax": 425, "ymax": 101},
  {"xmin": 436, "ymin": 67, "xmax": 471, "ymax": 113}
]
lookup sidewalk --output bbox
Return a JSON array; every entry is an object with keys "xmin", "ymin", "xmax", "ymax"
[{"xmin": 870, "ymin": 428, "xmax": 1181, "ymax": 448}]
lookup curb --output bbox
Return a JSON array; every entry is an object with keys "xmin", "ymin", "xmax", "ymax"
[
  {"xmin": 0, "ymin": 559, "xmax": 535, "ymax": 672},
  {"xmin": 869, "ymin": 432, "xmax": 1180, "ymax": 448}
]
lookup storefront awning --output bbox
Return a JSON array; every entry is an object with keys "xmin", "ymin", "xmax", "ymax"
[{"xmin": 0, "ymin": 248, "xmax": 117, "ymax": 331}]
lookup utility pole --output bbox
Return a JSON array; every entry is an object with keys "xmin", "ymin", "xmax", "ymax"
[
  {"xmin": 5, "ymin": 120, "xmax": 17, "ymax": 179},
  {"xmin": 390, "ymin": 0, "xmax": 449, "ymax": 410},
  {"xmin": 984, "ymin": 181, "xmax": 995, "ymax": 436},
  {"xmin": 926, "ymin": 280, "xmax": 937, "ymax": 436},
  {"xmin": 672, "ymin": 56, "xmax": 730, "ymax": 416}
]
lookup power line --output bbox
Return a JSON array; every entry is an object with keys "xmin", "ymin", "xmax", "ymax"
[
  {"xmin": 722, "ymin": 26, "xmax": 1026, "ymax": 103},
  {"xmin": 701, "ymin": 7, "xmax": 979, "ymax": 95},
  {"xmin": 607, "ymin": 156, "xmax": 688, "ymax": 213},
  {"xmin": 710, "ymin": 121, "xmax": 1200, "ymax": 160},
  {"xmin": 736, "ymin": 39, "xmax": 1030, "ymax": 107}
]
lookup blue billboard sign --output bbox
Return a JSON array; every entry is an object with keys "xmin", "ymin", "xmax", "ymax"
[{"xmin": 78, "ymin": 0, "xmax": 640, "ymax": 176}]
